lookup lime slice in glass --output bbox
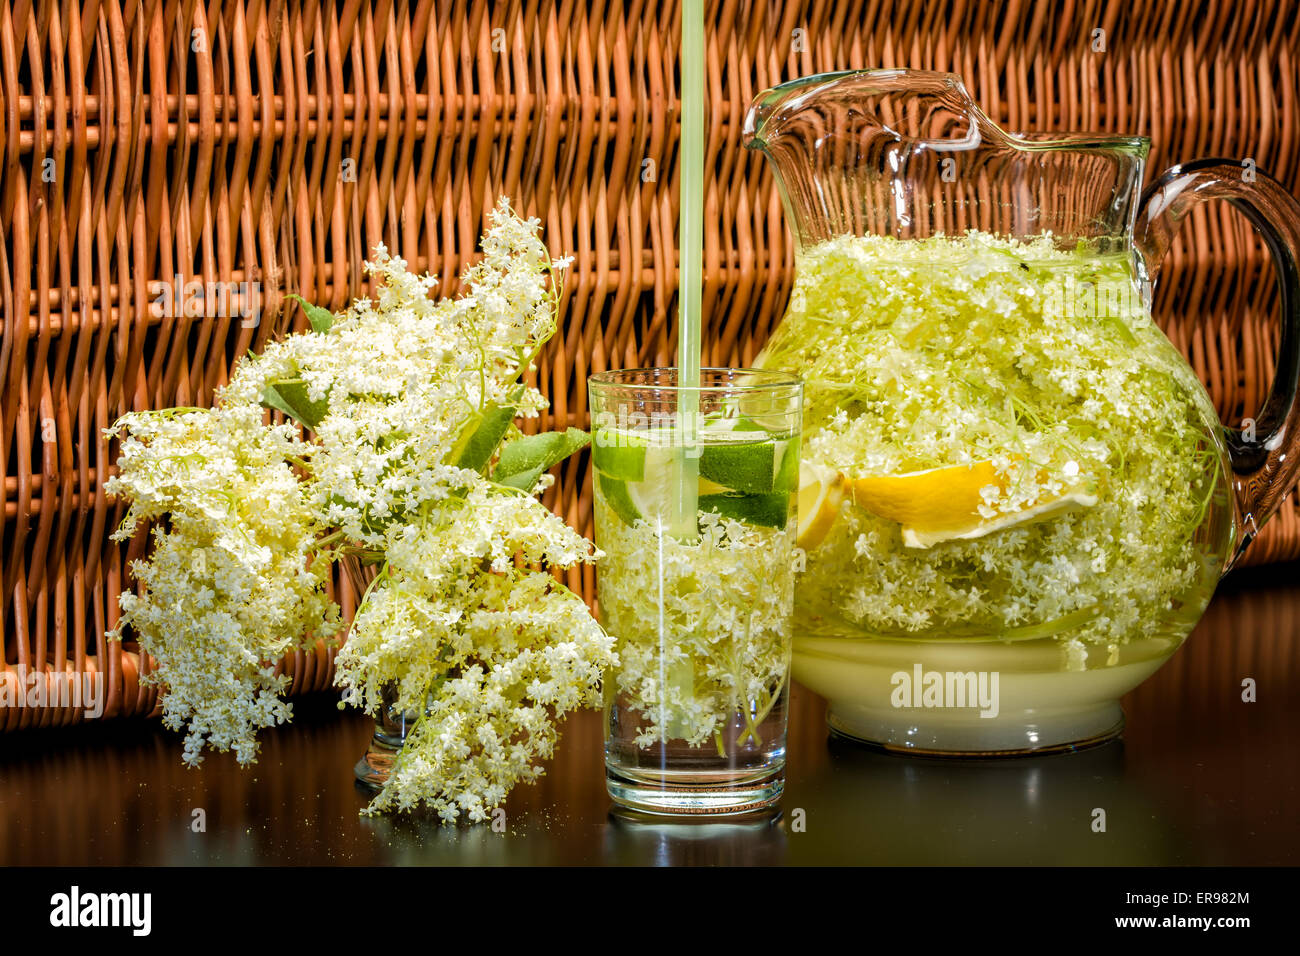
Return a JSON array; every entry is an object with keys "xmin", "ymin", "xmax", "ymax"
[
  {"xmin": 598, "ymin": 474, "xmax": 642, "ymax": 525},
  {"xmin": 591, "ymin": 430, "xmax": 647, "ymax": 480},
  {"xmin": 697, "ymin": 491, "xmax": 791, "ymax": 529},
  {"xmin": 598, "ymin": 442, "xmax": 678, "ymax": 527},
  {"xmin": 773, "ymin": 438, "xmax": 799, "ymax": 494},
  {"xmin": 735, "ymin": 379, "xmax": 797, "ymax": 434},
  {"xmin": 698, "ymin": 439, "xmax": 778, "ymax": 494}
]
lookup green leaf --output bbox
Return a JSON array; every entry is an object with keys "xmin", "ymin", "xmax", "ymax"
[
  {"xmin": 455, "ymin": 402, "xmax": 519, "ymax": 473},
  {"xmin": 262, "ymin": 379, "xmax": 330, "ymax": 429},
  {"xmin": 285, "ymin": 293, "xmax": 336, "ymax": 334},
  {"xmin": 495, "ymin": 428, "xmax": 591, "ymax": 490}
]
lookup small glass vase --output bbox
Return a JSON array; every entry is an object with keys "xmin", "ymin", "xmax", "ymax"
[
  {"xmin": 589, "ymin": 368, "xmax": 803, "ymax": 815},
  {"xmin": 353, "ymin": 683, "xmax": 420, "ymax": 788},
  {"xmin": 338, "ymin": 555, "xmax": 416, "ymax": 789}
]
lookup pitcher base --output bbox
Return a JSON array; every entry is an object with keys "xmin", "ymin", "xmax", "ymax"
[{"xmin": 826, "ymin": 700, "xmax": 1125, "ymax": 755}]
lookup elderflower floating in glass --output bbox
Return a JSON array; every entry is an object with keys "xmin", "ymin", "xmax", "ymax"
[{"xmin": 589, "ymin": 368, "xmax": 802, "ymax": 815}]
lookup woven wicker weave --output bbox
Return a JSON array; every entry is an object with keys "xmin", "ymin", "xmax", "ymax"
[{"xmin": 3, "ymin": 0, "xmax": 1299, "ymax": 727}]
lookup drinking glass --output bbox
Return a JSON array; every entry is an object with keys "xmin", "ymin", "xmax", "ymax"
[{"xmin": 589, "ymin": 368, "xmax": 803, "ymax": 814}]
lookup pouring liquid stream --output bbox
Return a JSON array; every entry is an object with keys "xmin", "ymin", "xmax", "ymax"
[
  {"xmin": 670, "ymin": 0, "xmax": 704, "ymax": 541},
  {"xmin": 662, "ymin": 0, "xmax": 705, "ymax": 743}
]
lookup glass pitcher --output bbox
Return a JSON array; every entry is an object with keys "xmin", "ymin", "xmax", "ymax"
[{"xmin": 743, "ymin": 68, "xmax": 1300, "ymax": 753}]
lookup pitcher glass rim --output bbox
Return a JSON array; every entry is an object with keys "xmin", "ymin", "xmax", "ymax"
[{"xmin": 743, "ymin": 68, "xmax": 1151, "ymax": 156}]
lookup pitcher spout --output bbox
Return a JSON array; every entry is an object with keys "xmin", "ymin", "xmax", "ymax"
[
  {"xmin": 743, "ymin": 69, "xmax": 978, "ymax": 153},
  {"xmin": 743, "ymin": 68, "xmax": 1149, "ymax": 249}
]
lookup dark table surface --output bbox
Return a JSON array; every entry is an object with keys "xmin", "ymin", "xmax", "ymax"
[{"xmin": 2, "ymin": 563, "xmax": 1297, "ymax": 866}]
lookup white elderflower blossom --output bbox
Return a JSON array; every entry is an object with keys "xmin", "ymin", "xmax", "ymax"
[
  {"xmin": 759, "ymin": 232, "xmax": 1226, "ymax": 648},
  {"xmin": 596, "ymin": 506, "xmax": 794, "ymax": 750},
  {"xmin": 106, "ymin": 404, "xmax": 338, "ymax": 765},
  {"xmin": 108, "ymin": 198, "xmax": 611, "ymax": 821}
]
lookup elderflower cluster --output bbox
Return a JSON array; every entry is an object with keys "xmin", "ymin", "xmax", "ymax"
[
  {"xmin": 336, "ymin": 484, "xmax": 614, "ymax": 820},
  {"xmin": 108, "ymin": 198, "xmax": 612, "ymax": 821},
  {"xmin": 757, "ymin": 232, "xmax": 1231, "ymax": 652},
  {"xmin": 219, "ymin": 205, "xmax": 559, "ymax": 546},
  {"xmin": 595, "ymin": 505, "xmax": 795, "ymax": 750},
  {"xmin": 106, "ymin": 404, "xmax": 339, "ymax": 764}
]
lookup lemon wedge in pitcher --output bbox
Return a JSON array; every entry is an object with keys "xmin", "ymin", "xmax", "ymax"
[
  {"xmin": 795, "ymin": 464, "xmax": 846, "ymax": 550},
  {"xmin": 849, "ymin": 458, "xmax": 1098, "ymax": 549}
]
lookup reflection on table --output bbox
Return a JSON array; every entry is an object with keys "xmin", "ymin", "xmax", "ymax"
[{"xmin": 0, "ymin": 564, "xmax": 1296, "ymax": 865}]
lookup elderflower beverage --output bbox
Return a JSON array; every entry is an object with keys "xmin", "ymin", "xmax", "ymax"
[
  {"xmin": 589, "ymin": 369, "xmax": 802, "ymax": 814},
  {"xmin": 758, "ymin": 234, "xmax": 1233, "ymax": 749},
  {"xmin": 744, "ymin": 69, "xmax": 1300, "ymax": 752}
]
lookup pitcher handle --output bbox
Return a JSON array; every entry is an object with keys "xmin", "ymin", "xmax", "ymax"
[{"xmin": 1135, "ymin": 158, "xmax": 1300, "ymax": 567}]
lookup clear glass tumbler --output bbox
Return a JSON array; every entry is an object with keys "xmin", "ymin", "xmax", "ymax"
[{"xmin": 589, "ymin": 368, "xmax": 803, "ymax": 814}]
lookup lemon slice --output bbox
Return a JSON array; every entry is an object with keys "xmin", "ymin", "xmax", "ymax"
[
  {"xmin": 795, "ymin": 463, "xmax": 846, "ymax": 550},
  {"xmin": 849, "ymin": 459, "xmax": 1097, "ymax": 549},
  {"xmin": 900, "ymin": 490, "xmax": 1098, "ymax": 548}
]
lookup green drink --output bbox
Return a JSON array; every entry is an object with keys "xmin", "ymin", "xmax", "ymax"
[{"xmin": 589, "ymin": 368, "xmax": 802, "ymax": 814}]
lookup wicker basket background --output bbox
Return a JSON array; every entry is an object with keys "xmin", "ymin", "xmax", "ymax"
[{"xmin": 3, "ymin": 0, "xmax": 1299, "ymax": 727}]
